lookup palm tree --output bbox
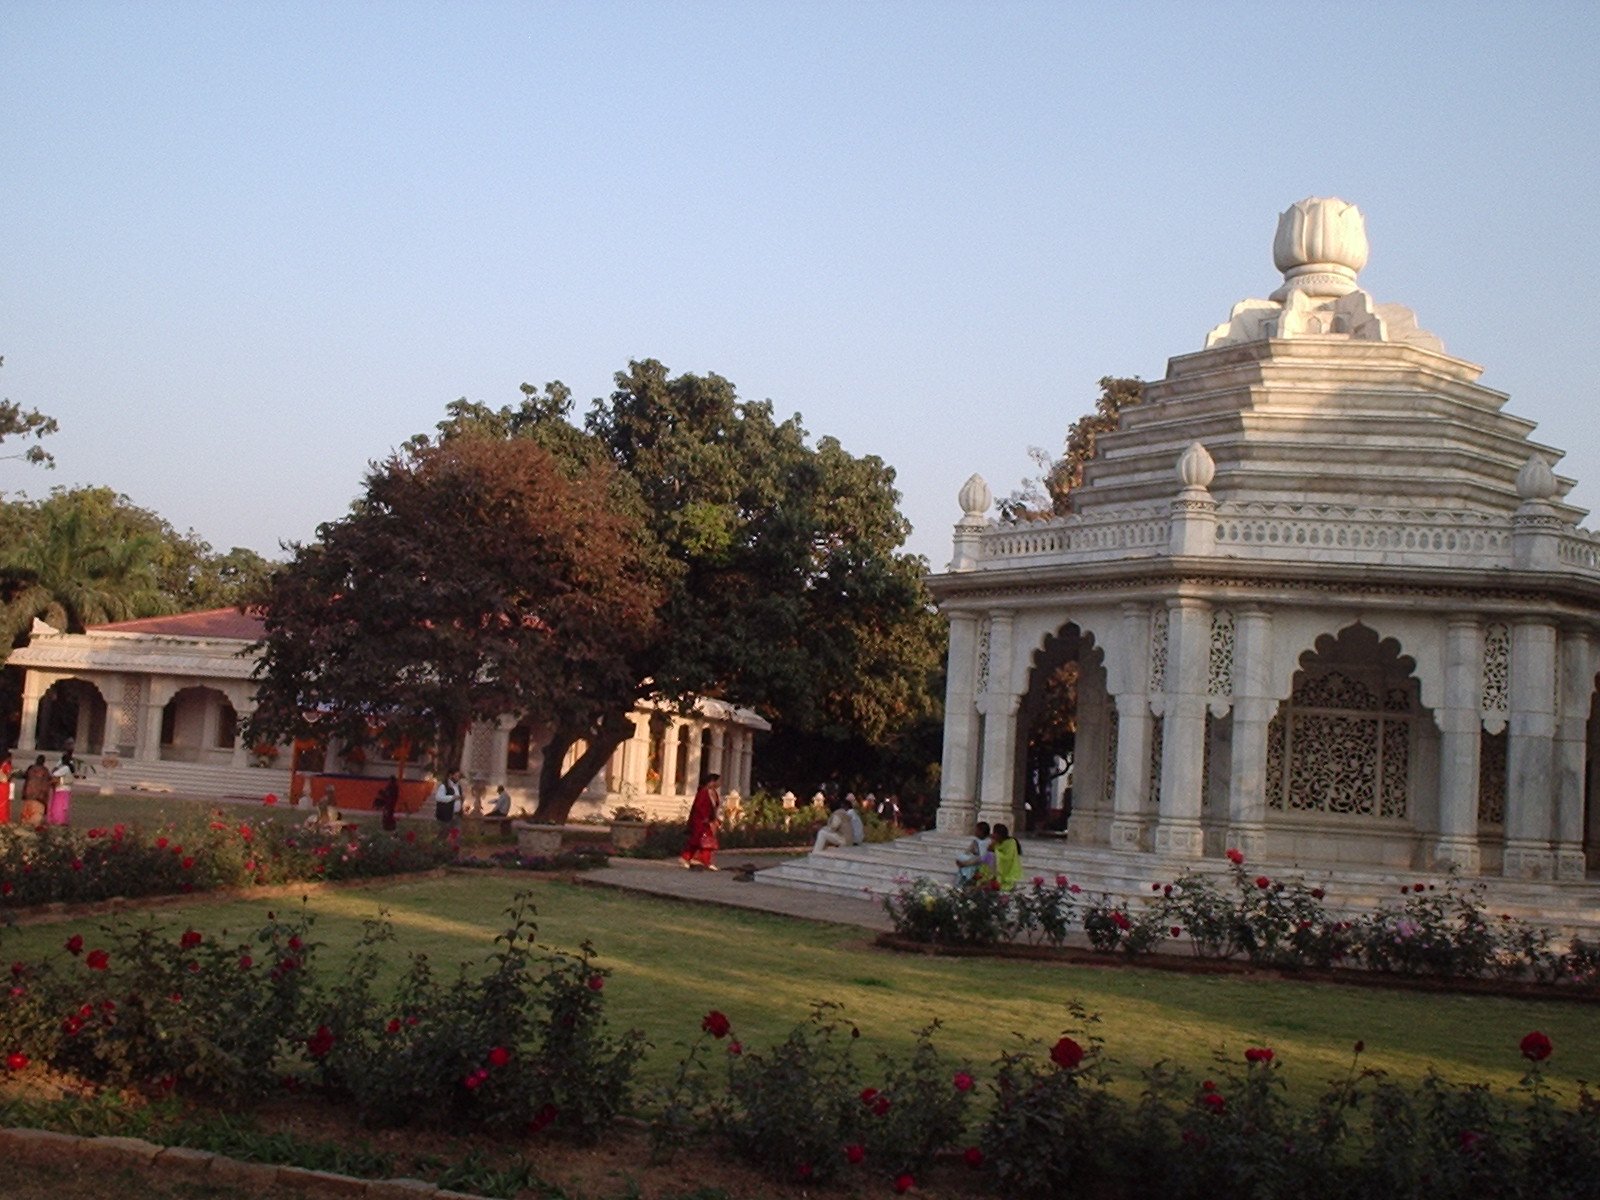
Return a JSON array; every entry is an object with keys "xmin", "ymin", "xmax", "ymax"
[{"xmin": 1, "ymin": 504, "xmax": 171, "ymax": 645}]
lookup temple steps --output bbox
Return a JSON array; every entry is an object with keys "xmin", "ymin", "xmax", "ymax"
[
  {"xmin": 75, "ymin": 759, "xmax": 292, "ymax": 802},
  {"xmin": 756, "ymin": 832, "xmax": 1600, "ymax": 938}
]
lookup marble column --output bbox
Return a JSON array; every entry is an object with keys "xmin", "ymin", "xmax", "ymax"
[
  {"xmin": 1552, "ymin": 630, "xmax": 1593, "ymax": 880},
  {"xmin": 686, "ymin": 721, "xmax": 704, "ymax": 790},
  {"xmin": 140, "ymin": 700, "xmax": 167, "ymax": 764},
  {"xmin": 16, "ymin": 671, "xmax": 45, "ymax": 753},
  {"xmin": 710, "ymin": 726, "xmax": 726, "ymax": 780},
  {"xmin": 1154, "ymin": 596, "xmax": 1210, "ymax": 858},
  {"xmin": 975, "ymin": 610, "xmax": 1019, "ymax": 829},
  {"xmin": 936, "ymin": 611, "xmax": 982, "ymax": 833},
  {"xmin": 1433, "ymin": 616, "xmax": 1483, "ymax": 875},
  {"xmin": 1109, "ymin": 603, "xmax": 1153, "ymax": 851},
  {"xmin": 1225, "ymin": 607, "xmax": 1274, "ymax": 860},
  {"xmin": 1503, "ymin": 619, "xmax": 1557, "ymax": 879}
]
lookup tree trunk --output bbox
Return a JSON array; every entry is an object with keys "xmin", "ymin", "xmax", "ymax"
[{"xmin": 531, "ymin": 711, "xmax": 636, "ymax": 823}]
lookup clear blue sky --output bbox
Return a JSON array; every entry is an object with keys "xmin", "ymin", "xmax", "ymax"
[{"xmin": 4, "ymin": 2, "xmax": 1597, "ymax": 568}]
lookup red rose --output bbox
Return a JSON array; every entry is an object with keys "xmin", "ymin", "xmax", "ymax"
[
  {"xmin": 1353, "ymin": 1041, "xmax": 1364, "ymax": 1054},
  {"xmin": 873, "ymin": 1097, "xmax": 891, "ymax": 1116},
  {"xmin": 238, "ymin": 955, "xmax": 253, "ymax": 970},
  {"xmin": 1310, "ymin": 888, "xmax": 1325, "ymax": 900},
  {"xmin": 894, "ymin": 1173, "xmax": 915, "ymax": 1194},
  {"xmin": 1244, "ymin": 1046, "xmax": 1274, "ymax": 1064},
  {"xmin": 844, "ymin": 1143, "xmax": 865, "ymax": 1164},
  {"xmin": 1050, "ymin": 1036, "xmax": 1085, "ymax": 1069},
  {"xmin": 529, "ymin": 1103, "xmax": 558, "ymax": 1133},
  {"xmin": 180, "ymin": 857, "xmax": 195, "ymax": 871},
  {"xmin": 180, "ymin": 930, "xmax": 202, "ymax": 949},
  {"xmin": 701, "ymin": 1010, "xmax": 731, "ymax": 1039},
  {"xmin": 1201, "ymin": 1092, "xmax": 1226, "ymax": 1112},
  {"xmin": 1200, "ymin": 1079, "xmax": 1216, "ymax": 1092},
  {"xmin": 1110, "ymin": 910, "xmax": 1131, "ymax": 930},
  {"xmin": 386, "ymin": 1018, "xmax": 401, "ymax": 1034},
  {"xmin": 86, "ymin": 949, "xmax": 110, "ymax": 971},
  {"xmin": 1055, "ymin": 874, "xmax": 1069, "ymax": 887},
  {"xmin": 727, "ymin": 1040, "xmax": 742, "ymax": 1056},
  {"xmin": 288, "ymin": 936, "xmax": 303, "ymax": 951},
  {"xmin": 306, "ymin": 1025, "xmax": 335, "ymax": 1059},
  {"xmin": 1413, "ymin": 882, "xmax": 1426, "ymax": 893},
  {"xmin": 488, "ymin": 1045, "xmax": 511, "ymax": 1068},
  {"xmin": 5, "ymin": 1052, "xmax": 27, "ymax": 1071},
  {"xmin": 1170, "ymin": 926, "xmax": 1182, "ymax": 938},
  {"xmin": 587, "ymin": 975, "xmax": 604, "ymax": 992},
  {"xmin": 463, "ymin": 1073, "xmax": 483, "ymax": 1090},
  {"xmin": 963, "ymin": 1146, "xmax": 984, "ymax": 1169},
  {"xmin": 155, "ymin": 837, "xmax": 168, "ymax": 849},
  {"xmin": 1255, "ymin": 876, "xmax": 1271, "ymax": 889},
  {"xmin": 1520, "ymin": 1030, "xmax": 1553, "ymax": 1062},
  {"xmin": 65, "ymin": 934, "xmax": 84, "ymax": 956},
  {"xmin": 1225, "ymin": 848, "xmax": 1244, "ymax": 865},
  {"xmin": 1, "ymin": 882, "xmax": 12, "ymax": 896},
  {"xmin": 953, "ymin": 1071, "xmax": 974, "ymax": 1092}
]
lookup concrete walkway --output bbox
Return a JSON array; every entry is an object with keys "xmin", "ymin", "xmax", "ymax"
[{"xmin": 580, "ymin": 856, "xmax": 894, "ymax": 932}]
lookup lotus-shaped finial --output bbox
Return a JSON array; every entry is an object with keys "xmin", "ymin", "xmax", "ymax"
[
  {"xmin": 958, "ymin": 473, "xmax": 992, "ymax": 521},
  {"xmin": 1272, "ymin": 197, "xmax": 1368, "ymax": 298},
  {"xmin": 1515, "ymin": 453, "xmax": 1557, "ymax": 502}
]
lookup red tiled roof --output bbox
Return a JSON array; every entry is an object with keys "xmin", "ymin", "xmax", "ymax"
[{"xmin": 91, "ymin": 608, "xmax": 265, "ymax": 640}]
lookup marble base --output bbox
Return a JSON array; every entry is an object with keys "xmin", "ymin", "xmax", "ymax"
[
  {"xmin": 1502, "ymin": 840, "xmax": 1556, "ymax": 881},
  {"xmin": 1154, "ymin": 820, "xmax": 1205, "ymax": 859},
  {"xmin": 1431, "ymin": 836, "xmax": 1482, "ymax": 876}
]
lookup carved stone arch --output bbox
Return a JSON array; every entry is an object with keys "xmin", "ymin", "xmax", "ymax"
[
  {"xmin": 34, "ymin": 674, "xmax": 111, "ymax": 752},
  {"xmin": 1015, "ymin": 622, "xmax": 1110, "ymax": 837}
]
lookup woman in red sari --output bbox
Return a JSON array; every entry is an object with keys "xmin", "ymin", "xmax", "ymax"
[{"xmin": 680, "ymin": 772, "xmax": 722, "ymax": 870}]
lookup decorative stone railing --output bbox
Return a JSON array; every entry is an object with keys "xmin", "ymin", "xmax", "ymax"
[
  {"xmin": 980, "ymin": 508, "xmax": 1171, "ymax": 565},
  {"xmin": 1211, "ymin": 503, "xmax": 1512, "ymax": 563},
  {"xmin": 970, "ymin": 502, "xmax": 1600, "ymax": 577}
]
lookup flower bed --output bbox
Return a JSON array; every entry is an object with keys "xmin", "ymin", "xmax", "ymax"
[
  {"xmin": 4, "ymin": 890, "xmax": 1598, "ymax": 1198},
  {"xmin": 881, "ymin": 854, "xmax": 1600, "ymax": 992},
  {"xmin": 0, "ymin": 819, "xmax": 457, "ymax": 910}
]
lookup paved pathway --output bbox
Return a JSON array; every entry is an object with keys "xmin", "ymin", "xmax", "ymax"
[{"xmin": 581, "ymin": 856, "xmax": 894, "ymax": 932}]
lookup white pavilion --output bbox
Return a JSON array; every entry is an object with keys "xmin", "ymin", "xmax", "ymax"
[{"xmin": 765, "ymin": 197, "xmax": 1600, "ymax": 915}]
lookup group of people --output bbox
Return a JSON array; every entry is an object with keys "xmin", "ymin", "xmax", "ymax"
[
  {"xmin": 0, "ymin": 748, "xmax": 78, "ymax": 827},
  {"xmin": 955, "ymin": 820, "xmax": 1023, "ymax": 890}
]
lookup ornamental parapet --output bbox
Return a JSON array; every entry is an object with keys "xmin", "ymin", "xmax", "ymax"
[
  {"xmin": 980, "ymin": 507, "xmax": 1171, "ymax": 565},
  {"xmin": 973, "ymin": 502, "xmax": 1600, "ymax": 579}
]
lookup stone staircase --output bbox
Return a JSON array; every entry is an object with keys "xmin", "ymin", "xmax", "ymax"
[{"xmin": 757, "ymin": 832, "xmax": 1600, "ymax": 938}]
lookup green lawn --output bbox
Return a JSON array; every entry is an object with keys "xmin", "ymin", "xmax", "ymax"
[{"xmin": 3, "ymin": 871, "xmax": 1593, "ymax": 1102}]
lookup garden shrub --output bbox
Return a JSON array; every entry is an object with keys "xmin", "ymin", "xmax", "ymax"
[
  {"xmin": 881, "ymin": 876, "xmax": 1018, "ymax": 945},
  {"xmin": 305, "ymin": 893, "xmax": 644, "ymax": 1141}
]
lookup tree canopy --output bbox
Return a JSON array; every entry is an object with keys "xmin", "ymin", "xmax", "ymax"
[
  {"xmin": 0, "ymin": 486, "xmax": 276, "ymax": 646},
  {"xmin": 0, "ymin": 357, "xmax": 59, "ymax": 469},
  {"xmin": 1002, "ymin": 376, "xmax": 1144, "ymax": 520},
  {"xmin": 243, "ymin": 434, "xmax": 662, "ymax": 778},
  {"xmin": 421, "ymin": 360, "xmax": 945, "ymax": 817}
]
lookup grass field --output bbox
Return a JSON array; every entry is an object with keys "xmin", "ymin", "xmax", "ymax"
[{"xmin": 3, "ymin": 868, "xmax": 1593, "ymax": 1103}]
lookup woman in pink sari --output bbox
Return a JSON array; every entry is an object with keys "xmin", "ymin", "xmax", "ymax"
[{"xmin": 679, "ymin": 772, "xmax": 722, "ymax": 871}]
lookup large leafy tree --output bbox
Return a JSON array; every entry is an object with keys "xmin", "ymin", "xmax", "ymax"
[
  {"xmin": 243, "ymin": 435, "xmax": 660, "ymax": 777},
  {"xmin": 430, "ymin": 360, "xmax": 944, "ymax": 820}
]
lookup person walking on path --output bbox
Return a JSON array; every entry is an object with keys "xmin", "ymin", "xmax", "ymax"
[
  {"xmin": 680, "ymin": 772, "xmax": 722, "ymax": 870},
  {"xmin": 20, "ymin": 755, "xmax": 50, "ymax": 825},
  {"xmin": 0, "ymin": 750, "xmax": 11, "ymax": 823}
]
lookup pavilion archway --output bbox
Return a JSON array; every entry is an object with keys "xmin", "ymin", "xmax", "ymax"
[
  {"xmin": 34, "ymin": 678, "xmax": 108, "ymax": 755},
  {"xmin": 1016, "ymin": 623, "xmax": 1108, "ymax": 840}
]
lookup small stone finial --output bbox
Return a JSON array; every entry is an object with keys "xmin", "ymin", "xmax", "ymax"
[
  {"xmin": 1176, "ymin": 442, "xmax": 1216, "ymax": 490},
  {"xmin": 958, "ymin": 473, "xmax": 993, "ymax": 522},
  {"xmin": 1515, "ymin": 453, "xmax": 1558, "ymax": 502},
  {"xmin": 1271, "ymin": 197, "xmax": 1369, "ymax": 301}
]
